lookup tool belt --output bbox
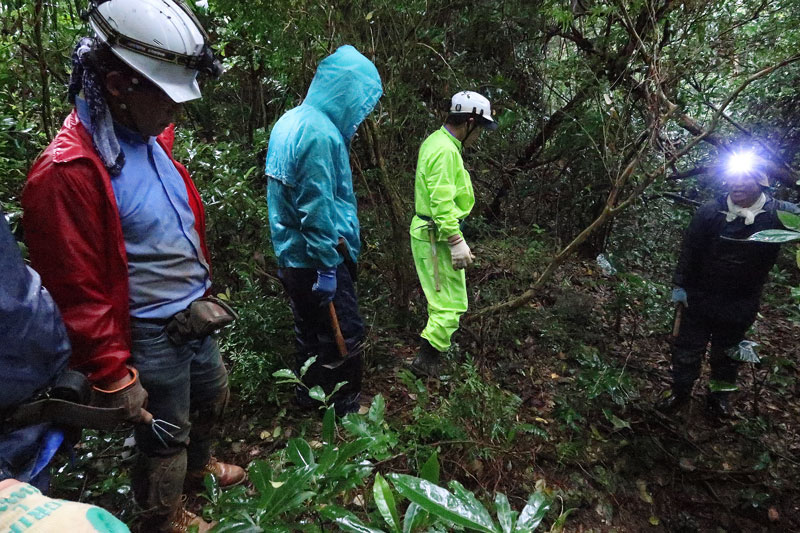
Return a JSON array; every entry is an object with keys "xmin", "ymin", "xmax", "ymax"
[
  {"xmin": 165, "ymin": 296, "xmax": 238, "ymax": 345},
  {"xmin": 2, "ymin": 370, "xmax": 130, "ymax": 432},
  {"xmin": 415, "ymin": 214, "xmax": 465, "ymax": 234}
]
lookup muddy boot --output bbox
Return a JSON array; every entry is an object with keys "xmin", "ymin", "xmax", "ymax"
[
  {"xmin": 705, "ymin": 392, "xmax": 732, "ymax": 419},
  {"xmin": 133, "ymin": 452, "xmax": 188, "ymax": 531},
  {"xmin": 187, "ymin": 456, "xmax": 246, "ymax": 489},
  {"xmin": 410, "ymin": 339, "xmax": 442, "ymax": 378},
  {"xmin": 166, "ymin": 505, "xmax": 216, "ymax": 533}
]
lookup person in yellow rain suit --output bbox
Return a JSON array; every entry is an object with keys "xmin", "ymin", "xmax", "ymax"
[{"xmin": 410, "ymin": 91, "xmax": 497, "ymax": 377}]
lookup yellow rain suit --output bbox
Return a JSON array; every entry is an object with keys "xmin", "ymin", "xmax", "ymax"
[{"xmin": 410, "ymin": 127, "xmax": 475, "ymax": 352}]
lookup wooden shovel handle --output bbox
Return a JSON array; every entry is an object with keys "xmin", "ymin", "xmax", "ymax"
[
  {"xmin": 328, "ymin": 302, "xmax": 348, "ymax": 358},
  {"xmin": 672, "ymin": 303, "xmax": 684, "ymax": 338}
]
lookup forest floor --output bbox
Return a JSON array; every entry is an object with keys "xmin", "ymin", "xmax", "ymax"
[
  {"xmin": 54, "ymin": 260, "xmax": 800, "ymax": 532},
  {"xmin": 226, "ymin": 260, "xmax": 800, "ymax": 532}
]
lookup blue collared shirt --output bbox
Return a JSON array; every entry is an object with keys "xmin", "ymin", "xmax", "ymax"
[{"xmin": 76, "ymin": 99, "xmax": 210, "ymax": 319}]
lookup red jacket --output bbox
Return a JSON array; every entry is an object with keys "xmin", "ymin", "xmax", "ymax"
[{"xmin": 23, "ymin": 110, "xmax": 211, "ymax": 384}]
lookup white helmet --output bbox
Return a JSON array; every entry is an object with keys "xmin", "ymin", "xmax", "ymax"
[
  {"xmin": 449, "ymin": 91, "xmax": 497, "ymax": 130},
  {"xmin": 87, "ymin": 0, "xmax": 222, "ymax": 103}
]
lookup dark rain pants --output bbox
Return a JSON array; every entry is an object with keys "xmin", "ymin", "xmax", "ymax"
[
  {"xmin": 278, "ymin": 263, "xmax": 364, "ymax": 413},
  {"xmin": 670, "ymin": 306, "xmax": 749, "ymax": 394}
]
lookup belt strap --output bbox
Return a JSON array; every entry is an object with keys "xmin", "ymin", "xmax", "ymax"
[
  {"xmin": 4, "ymin": 399, "xmax": 129, "ymax": 432},
  {"xmin": 415, "ymin": 214, "xmax": 465, "ymax": 231}
]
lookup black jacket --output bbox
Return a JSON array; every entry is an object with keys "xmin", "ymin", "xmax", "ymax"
[{"xmin": 673, "ymin": 195, "xmax": 799, "ymax": 325}]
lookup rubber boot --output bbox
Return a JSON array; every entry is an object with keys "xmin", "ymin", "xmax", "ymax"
[
  {"xmin": 410, "ymin": 339, "xmax": 442, "ymax": 378},
  {"xmin": 656, "ymin": 383, "xmax": 691, "ymax": 413},
  {"xmin": 706, "ymin": 392, "xmax": 732, "ymax": 419}
]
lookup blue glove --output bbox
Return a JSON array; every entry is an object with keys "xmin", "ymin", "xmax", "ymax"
[
  {"xmin": 671, "ymin": 287, "xmax": 688, "ymax": 307},
  {"xmin": 312, "ymin": 269, "xmax": 337, "ymax": 304}
]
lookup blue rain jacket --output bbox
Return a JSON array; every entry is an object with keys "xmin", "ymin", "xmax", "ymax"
[
  {"xmin": 265, "ymin": 45, "xmax": 382, "ymax": 268},
  {"xmin": 0, "ymin": 204, "xmax": 71, "ymax": 486}
]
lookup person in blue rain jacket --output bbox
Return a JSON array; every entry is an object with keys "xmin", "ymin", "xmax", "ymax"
[
  {"xmin": 265, "ymin": 45, "xmax": 382, "ymax": 416},
  {"xmin": 0, "ymin": 204, "xmax": 71, "ymax": 490}
]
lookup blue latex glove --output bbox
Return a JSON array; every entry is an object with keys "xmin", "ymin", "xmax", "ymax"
[
  {"xmin": 312, "ymin": 269, "xmax": 337, "ymax": 304},
  {"xmin": 671, "ymin": 287, "xmax": 688, "ymax": 307}
]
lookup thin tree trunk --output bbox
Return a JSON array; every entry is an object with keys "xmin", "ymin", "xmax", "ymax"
[
  {"xmin": 33, "ymin": 0, "xmax": 52, "ymax": 139},
  {"xmin": 363, "ymin": 118, "xmax": 415, "ymax": 312}
]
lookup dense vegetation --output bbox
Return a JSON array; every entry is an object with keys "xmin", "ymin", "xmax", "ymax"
[{"xmin": 2, "ymin": 0, "xmax": 800, "ymax": 530}]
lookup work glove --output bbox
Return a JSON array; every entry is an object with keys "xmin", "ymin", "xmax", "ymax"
[
  {"xmin": 448, "ymin": 235, "xmax": 475, "ymax": 270},
  {"xmin": 671, "ymin": 287, "xmax": 688, "ymax": 307},
  {"xmin": 312, "ymin": 268, "xmax": 337, "ymax": 304},
  {"xmin": 91, "ymin": 367, "xmax": 152, "ymax": 424}
]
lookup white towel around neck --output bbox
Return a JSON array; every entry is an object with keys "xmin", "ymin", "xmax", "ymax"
[{"xmin": 725, "ymin": 193, "xmax": 767, "ymax": 225}]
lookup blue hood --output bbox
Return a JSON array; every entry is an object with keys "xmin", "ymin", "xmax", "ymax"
[
  {"xmin": 264, "ymin": 45, "xmax": 382, "ymax": 268},
  {"xmin": 303, "ymin": 45, "xmax": 383, "ymax": 143}
]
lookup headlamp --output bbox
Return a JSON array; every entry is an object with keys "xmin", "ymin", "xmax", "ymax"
[{"xmin": 725, "ymin": 150, "xmax": 756, "ymax": 177}]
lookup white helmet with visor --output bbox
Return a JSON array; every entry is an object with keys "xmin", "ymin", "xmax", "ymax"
[
  {"xmin": 86, "ymin": 0, "xmax": 222, "ymax": 103},
  {"xmin": 449, "ymin": 91, "xmax": 498, "ymax": 130}
]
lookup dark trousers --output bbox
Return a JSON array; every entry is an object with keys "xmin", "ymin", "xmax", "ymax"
[
  {"xmin": 671, "ymin": 306, "xmax": 749, "ymax": 394},
  {"xmin": 129, "ymin": 321, "xmax": 229, "ymax": 519},
  {"xmin": 278, "ymin": 263, "xmax": 364, "ymax": 411}
]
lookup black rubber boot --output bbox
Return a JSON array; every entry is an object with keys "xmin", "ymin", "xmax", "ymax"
[
  {"xmin": 656, "ymin": 384, "xmax": 691, "ymax": 413},
  {"xmin": 706, "ymin": 392, "xmax": 732, "ymax": 419},
  {"xmin": 409, "ymin": 339, "xmax": 442, "ymax": 378}
]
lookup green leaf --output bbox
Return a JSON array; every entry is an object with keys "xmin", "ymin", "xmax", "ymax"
[
  {"xmin": 264, "ymin": 466, "xmax": 316, "ymax": 517},
  {"xmin": 322, "ymin": 407, "xmax": 336, "ymax": 444},
  {"xmin": 368, "ymin": 394, "xmax": 386, "ymax": 424},
  {"xmin": 419, "ymin": 452, "xmax": 440, "ymax": 484},
  {"xmin": 287, "ymin": 438, "xmax": 316, "ymax": 467},
  {"xmin": 513, "ymin": 492, "xmax": 551, "ymax": 532},
  {"xmin": 373, "ymin": 473, "xmax": 401, "ymax": 533},
  {"xmin": 747, "ymin": 229, "xmax": 800, "ymax": 243},
  {"xmin": 796, "ymin": 247, "xmax": 800, "ymax": 269},
  {"xmin": 448, "ymin": 480, "xmax": 495, "ymax": 527},
  {"xmin": 248, "ymin": 461, "xmax": 276, "ymax": 507},
  {"xmin": 328, "ymin": 380, "xmax": 348, "ymax": 399},
  {"xmin": 333, "ymin": 437, "xmax": 373, "ymax": 466},
  {"xmin": 387, "ymin": 474, "xmax": 497, "ymax": 533},
  {"xmin": 549, "ymin": 508, "xmax": 575, "ymax": 533},
  {"xmin": 778, "ymin": 210, "xmax": 800, "ymax": 231},
  {"xmin": 299, "ymin": 356, "xmax": 317, "ymax": 378},
  {"xmin": 708, "ymin": 380, "xmax": 738, "ymax": 392},
  {"xmin": 495, "ymin": 492, "xmax": 514, "ymax": 533},
  {"xmin": 402, "ymin": 503, "xmax": 427, "ymax": 533},
  {"xmin": 602, "ymin": 408, "xmax": 631, "ymax": 430},
  {"xmin": 318, "ymin": 504, "xmax": 387, "ymax": 533},
  {"xmin": 308, "ymin": 386, "xmax": 326, "ymax": 402},
  {"xmin": 272, "ymin": 368, "xmax": 297, "ymax": 380},
  {"xmin": 204, "ymin": 472, "xmax": 221, "ymax": 505}
]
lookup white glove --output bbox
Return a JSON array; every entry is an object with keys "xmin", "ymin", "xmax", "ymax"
[{"xmin": 448, "ymin": 235, "xmax": 475, "ymax": 270}]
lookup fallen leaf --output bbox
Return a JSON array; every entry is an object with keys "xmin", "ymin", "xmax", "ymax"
[
  {"xmin": 768, "ymin": 507, "xmax": 780, "ymax": 522},
  {"xmin": 636, "ymin": 480, "xmax": 653, "ymax": 504},
  {"xmin": 678, "ymin": 458, "xmax": 696, "ymax": 472}
]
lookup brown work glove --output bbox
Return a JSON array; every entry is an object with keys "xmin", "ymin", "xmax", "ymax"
[{"xmin": 91, "ymin": 366, "xmax": 152, "ymax": 424}]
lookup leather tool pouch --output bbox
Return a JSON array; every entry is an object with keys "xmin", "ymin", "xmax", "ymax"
[{"xmin": 165, "ymin": 296, "xmax": 238, "ymax": 345}]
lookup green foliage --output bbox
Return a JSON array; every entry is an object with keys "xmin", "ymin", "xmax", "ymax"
[
  {"xmin": 203, "ymin": 398, "xmax": 555, "ymax": 532},
  {"xmin": 570, "ymin": 346, "xmax": 636, "ymax": 407}
]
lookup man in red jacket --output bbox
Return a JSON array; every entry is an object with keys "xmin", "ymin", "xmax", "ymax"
[{"xmin": 22, "ymin": 1, "xmax": 242, "ymax": 531}]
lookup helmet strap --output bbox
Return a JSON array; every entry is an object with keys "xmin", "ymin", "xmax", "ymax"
[{"xmin": 464, "ymin": 118, "xmax": 479, "ymax": 143}]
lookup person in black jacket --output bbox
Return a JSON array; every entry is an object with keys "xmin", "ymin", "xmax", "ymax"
[{"xmin": 659, "ymin": 159, "xmax": 799, "ymax": 417}]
